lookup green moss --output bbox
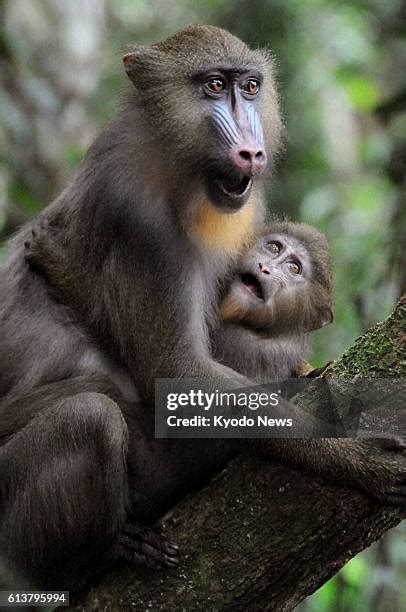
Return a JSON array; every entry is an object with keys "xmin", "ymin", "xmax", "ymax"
[{"xmin": 327, "ymin": 297, "xmax": 406, "ymax": 378}]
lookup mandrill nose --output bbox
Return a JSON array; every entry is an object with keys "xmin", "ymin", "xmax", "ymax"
[
  {"xmin": 259, "ymin": 262, "xmax": 271, "ymax": 275},
  {"xmin": 230, "ymin": 145, "xmax": 267, "ymax": 175}
]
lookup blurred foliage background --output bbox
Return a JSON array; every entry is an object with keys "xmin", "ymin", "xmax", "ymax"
[{"xmin": 0, "ymin": 0, "xmax": 404, "ymax": 610}]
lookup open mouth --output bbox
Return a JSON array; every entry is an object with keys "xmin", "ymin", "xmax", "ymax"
[
  {"xmin": 207, "ymin": 172, "xmax": 253, "ymax": 210},
  {"xmin": 240, "ymin": 273, "xmax": 264, "ymax": 300},
  {"xmin": 216, "ymin": 175, "xmax": 252, "ymax": 198}
]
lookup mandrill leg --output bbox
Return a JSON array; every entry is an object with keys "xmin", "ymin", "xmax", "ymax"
[{"xmin": 0, "ymin": 390, "xmax": 129, "ymax": 590}]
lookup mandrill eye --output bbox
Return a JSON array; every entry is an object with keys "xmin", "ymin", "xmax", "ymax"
[
  {"xmin": 205, "ymin": 77, "xmax": 226, "ymax": 94},
  {"xmin": 242, "ymin": 78, "xmax": 260, "ymax": 95},
  {"xmin": 267, "ymin": 241, "xmax": 281, "ymax": 255},
  {"xmin": 287, "ymin": 260, "xmax": 302, "ymax": 275}
]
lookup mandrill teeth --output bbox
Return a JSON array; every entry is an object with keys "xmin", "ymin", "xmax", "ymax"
[{"xmin": 220, "ymin": 176, "xmax": 252, "ymax": 196}]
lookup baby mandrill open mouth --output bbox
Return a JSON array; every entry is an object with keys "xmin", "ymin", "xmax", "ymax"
[{"xmin": 240, "ymin": 272, "xmax": 264, "ymax": 300}]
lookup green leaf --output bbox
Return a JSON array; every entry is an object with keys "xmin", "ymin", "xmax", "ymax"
[
  {"xmin": 340, "ymin": 75, "xmax": 380, "ymax": 111},
  {"xmin": 9, "ymin": 183, "xmax": 42, "ymax": 214},
  {"xmin": 341, "ymin": 555, "xmax": 369, "ymax": 586}
]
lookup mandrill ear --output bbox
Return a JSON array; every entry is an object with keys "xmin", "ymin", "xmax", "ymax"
[
  {"xmin": 320, "ymin": 306, "xmax": 334, "ymax": 327},
  {"xmin": 122, "ymin": 46, "xmax": 162, "ymax": 84},
  {"xmin": 122, "ymin": 46, "xmax": 149, "ymax": 79},
  {"xmin": 122, "ymin": 49, "xmax": 139, "ymax": 78},
  {"xmin": 306, "ymin": 305, "xmax": 334, "ymax": 332}
]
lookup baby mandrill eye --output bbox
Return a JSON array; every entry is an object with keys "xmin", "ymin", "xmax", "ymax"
[
  {"xmin": 287, "ymin": 260, "xmax": 302, "ymax": 275},
  {"xmin": 267, "ymin": 241, "xmax": 281, "ymax": 255}
]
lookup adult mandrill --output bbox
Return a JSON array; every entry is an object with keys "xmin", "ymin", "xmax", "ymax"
[
  {"xmin": 1, "ymin": 25, "xmax": 281, "ymax": 402},
  {"xmin": 1, "ymin": 25, "xmax": 405, "ymax": 591},
  {"xmin": 0, "ymin": 24, "xmax": 283, "ymax": 590}
]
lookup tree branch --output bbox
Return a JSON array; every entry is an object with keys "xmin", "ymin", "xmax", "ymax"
[{"xmin": 74, "ymin": 297, "xmax": 406, "ymax": 611}]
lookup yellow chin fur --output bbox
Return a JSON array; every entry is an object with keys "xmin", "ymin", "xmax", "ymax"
[{"xmin": 191, "ymin": 195, "xmax": 256, "ymax": 256}]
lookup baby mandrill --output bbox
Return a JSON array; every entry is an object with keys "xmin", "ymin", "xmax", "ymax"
[{"xmin": 212, "ymin": 220, "xmax": 334, "ymax": 383}]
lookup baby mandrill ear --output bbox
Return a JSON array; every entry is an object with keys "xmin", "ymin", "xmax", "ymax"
[
  {"xmin": 307, "ymin": 305, "xmax": 334, "ymax": 332},
  {"xmin": 320, "ymin": 306, "xmax": 334, "ymax": 327}
]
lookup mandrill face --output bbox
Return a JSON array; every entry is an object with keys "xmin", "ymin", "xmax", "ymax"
[
  {"xmin": 123, "ymin": 24, "xmax": 281, "ymax": 212},
  {"xmin": 201, "ymin": 68, "xmax": 268, "ymax": 211},
  {"xmin": 221, "ymin": 232, "xmax": 333, "ymax": 333}
]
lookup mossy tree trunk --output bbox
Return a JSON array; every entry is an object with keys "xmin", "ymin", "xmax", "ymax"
[{"xmin": 74, "ymin": 297, "xmax": 406, "ymax": 611}]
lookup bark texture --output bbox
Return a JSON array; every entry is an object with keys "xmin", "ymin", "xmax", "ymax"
[{"xmin": 73, "ymin": 297, "xmax": 406, "ymax": 611}]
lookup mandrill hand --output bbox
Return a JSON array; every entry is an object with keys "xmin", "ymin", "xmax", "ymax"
[{"xmin": 353, "ymin": 437, "xmax": 406, "ymax": 504}]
